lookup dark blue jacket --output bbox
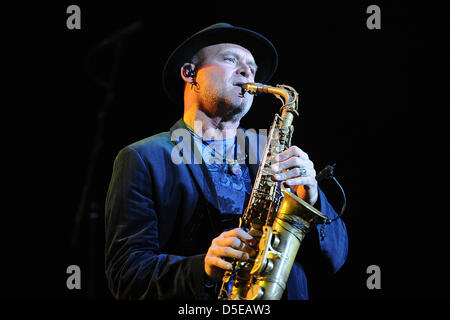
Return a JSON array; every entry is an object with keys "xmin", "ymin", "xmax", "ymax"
[{"xmin": 105, "ymin": 119, "xmax": 348, "ymax": 300}]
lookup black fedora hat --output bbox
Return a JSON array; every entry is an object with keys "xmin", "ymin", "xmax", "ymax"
[{"xmin": 162, "ymin": 22, "xmax": 278, "ymax": 106}]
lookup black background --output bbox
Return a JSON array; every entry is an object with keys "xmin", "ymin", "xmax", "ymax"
[{"xmin": 2, "ymin": 1, "xmax": 449, "ymax": 302}]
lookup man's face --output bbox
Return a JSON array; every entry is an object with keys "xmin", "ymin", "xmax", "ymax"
[{"xmin": 193, "ymin": 43, "xmax": 257, "ymax": 121}]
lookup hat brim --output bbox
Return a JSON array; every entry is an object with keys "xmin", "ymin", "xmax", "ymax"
[{"xmin": 162, "ymin": 23, "xmax": 278, "ymax": 106}]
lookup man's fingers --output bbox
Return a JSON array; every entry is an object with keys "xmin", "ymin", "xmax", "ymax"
[
  {"xmin": 205, "ymin": 229, "xmax": 258, "ymax": 279},
  {"xmin": 220, "ymin": 228, "xmax": 255, "ymax": 245},
  {"xmin": 273, "ymin": 167, "xmax": 317, "ymax": 182},
  {"xmin": 271, "ymin": 157, "xmax": 312, "ymax": 173},
  {"xmin": 285, "ymin": 176, "xmax": 316, "ymax": 187},
  {"xmin": 215, "ymin": 237, "xmax": 241, "ymax": 249},
  {"xmin": 211, "ymin": 246, "xmax": 250, "ymax": 261},
  {"xmin": 276, "ymin": 146, "xmax": 309, "ymax": 162},
  {"xmin": 220, "ymin": 228, "xmax": 251, "ymax": 239},
  {"xmin": 215, "ymin": 237, "xmax": 257, "ymax": 256},
  {"xmin": 206, "ymin": 228, "xmax": 258, "ymax": 278},
  {"xmin": 206, "ymin": 256, "xmax": 233, "ymax": 271}
]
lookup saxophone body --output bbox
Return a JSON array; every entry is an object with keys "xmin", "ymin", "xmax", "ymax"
[{"xmin": 218, "ymin": 83, "xmax": 327, "ymax": 300}]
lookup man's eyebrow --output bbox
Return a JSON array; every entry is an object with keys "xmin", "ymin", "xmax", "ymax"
[{"xmin": 221, "ymin": 50, "xmax": 258, "ymax": 70}]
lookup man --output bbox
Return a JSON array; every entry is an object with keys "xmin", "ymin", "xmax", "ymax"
[{"xmin": 105, "ymin": 23, "xmax": 348, "ymax": 300}]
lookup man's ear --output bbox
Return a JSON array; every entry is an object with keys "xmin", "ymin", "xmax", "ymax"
[{"xmin": 180, "ymin": 63, "xmax": 196, "ymax": 83}]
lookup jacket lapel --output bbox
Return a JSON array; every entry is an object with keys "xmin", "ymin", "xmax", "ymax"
[{"xmin": 169, "ymin": 119, "xmax": 219, "ymax": 209}]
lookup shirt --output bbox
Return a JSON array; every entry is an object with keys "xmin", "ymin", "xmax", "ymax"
[{"xmin": 190, "ymin": 133, "xmax": 253, "ymax": 216}]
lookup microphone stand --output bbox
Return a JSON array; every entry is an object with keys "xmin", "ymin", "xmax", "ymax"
[
  {"xmin": 72, "ymin": 40, "xmax": 123, "ymax": 299},
  {"xmin": 71, "ymin": 39, "xmax": 122, "ymax": 250},
  {"xmin": 71, "ymin": 21, "xmax": 142, "ymax": 298}
]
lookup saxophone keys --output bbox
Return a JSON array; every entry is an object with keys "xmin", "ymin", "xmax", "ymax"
[
  {"xmin": 264, "ymin": 259, "xmax": 274, "ymax": 274},
  {"xmin": 271, "ymin": 234, "xmax": 280, "ymax": 248},
  {"xmin": 245, "ymin": 283, "xmax": 265, "ymax": 300}
]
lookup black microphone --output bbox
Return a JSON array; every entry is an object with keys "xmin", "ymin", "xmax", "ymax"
[
  {"xmin": 316, "ymin": 163, "xmax": 336, "ymax": 182},
  {"xmin": 315, "ymin": 163, "xmax": 347, "ymax": 223}
]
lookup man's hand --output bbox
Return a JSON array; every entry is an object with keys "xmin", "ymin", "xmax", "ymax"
[
  {"xmin": 204, "ymin": 228, "xmax": 257, "ymax": 282},
  {"xmin": 271, "ymin": 145, "xmax": 318, "ymax": 206}
]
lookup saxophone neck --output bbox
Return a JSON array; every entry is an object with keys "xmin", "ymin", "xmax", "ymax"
[{"xmin": 241, "ymin": 83, "xmax": 299, "ymax": 116}]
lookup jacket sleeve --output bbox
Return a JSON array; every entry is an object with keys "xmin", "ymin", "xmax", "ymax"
[
  {"xmin": 104, "ymin": 146, "xmax": 208, "ymax": 299},
  {"xmin": 313, "ymin": 187, "xmax": 349, "ymax": 274}
]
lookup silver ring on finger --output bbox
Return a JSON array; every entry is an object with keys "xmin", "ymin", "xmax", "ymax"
[{"xmin": 299, "ymin": 167, "xmax": 308, "ymax": 177}]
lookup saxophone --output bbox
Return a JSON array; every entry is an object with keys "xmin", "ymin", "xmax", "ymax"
[{"xmin": 218, "ymin": 83, "xmax": 327, "ymax": 300}]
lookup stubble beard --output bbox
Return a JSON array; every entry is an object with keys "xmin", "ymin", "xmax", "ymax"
[{"xmin": 200, "ymin": 86, "xmax": 252, "ymax": 123}]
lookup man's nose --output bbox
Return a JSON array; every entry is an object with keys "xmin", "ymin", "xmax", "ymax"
[{"xmin": 237, "ymin": 64, "xmax": 253, "ymax": 80}]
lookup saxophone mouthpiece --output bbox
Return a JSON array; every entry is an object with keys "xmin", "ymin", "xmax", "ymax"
[
  {"xmin": 239, "ymin": 84, "xmax": 248, "ymax": 98},
  {"xmin": 240, "ymin": 83, "xmax": 265, "ymax": 96}
]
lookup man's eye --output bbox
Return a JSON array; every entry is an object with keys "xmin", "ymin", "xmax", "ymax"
[{"xmin": 225, "ymin": 57, "xmax": 235, "ymax": 63}]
